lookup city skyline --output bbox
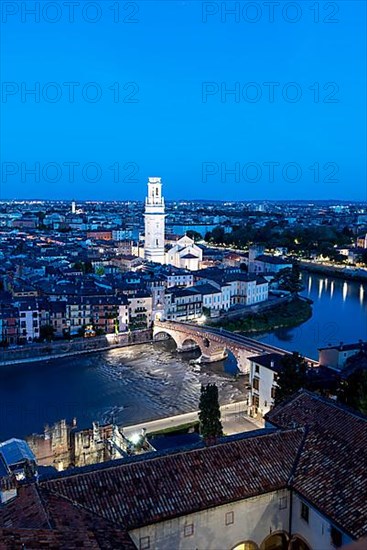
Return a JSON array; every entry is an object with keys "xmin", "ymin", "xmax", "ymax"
[
  {"xmin": 1, "ymin": 1, "xmax": 366, "ymax": 201},
  {"xmin": 1, "ymin": 2, "xmax": 367, "ymax": 548}
]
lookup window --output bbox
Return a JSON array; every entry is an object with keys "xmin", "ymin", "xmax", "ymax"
[
  {"xmin": 139, "ymin": 536, "xmax": 150, "ymax": 550},
  {"xmin": 301, "ymin": 502, "xmax": 309, "ymax": 523},
  {"xmin": 255, "ymin": 364, "xmax": 259, "ymax": 373},
  {"xmin": 330, "ymin": 526, "xmax": 342, "ymax": 547},
  {"xmin": 252, "ymin": 395, "xmax": 259, "ymax": 408},
  {"xmin": 253, "ymin": 378, "xmax": 259, "ymax": 391},
  {"xmin": 279, "ymin": 496, "xmax": 287, "ymax": 510},
  {"xmin": 225, "ymin": 511, "xmax": 234, "ymax": 525},
  {"xmin": 271, "ymin": 386, "xmax": 277, "ymax": 399},
  {"xmin": 184, "ymin": 524, "xmax": 194, "ymax": 537}
]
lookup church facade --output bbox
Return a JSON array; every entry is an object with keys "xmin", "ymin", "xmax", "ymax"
[{"xmin": 143, "ymin": 178, "xmax": 203, "ymax": 271}]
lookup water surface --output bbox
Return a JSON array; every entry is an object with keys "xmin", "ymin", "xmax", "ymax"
[{"xmin": 255, "ymin": 272, "xmax": 367, "ymax": 359}]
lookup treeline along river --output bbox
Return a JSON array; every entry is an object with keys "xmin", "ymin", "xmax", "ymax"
[{"xmin": 0, "ymin": 273, "xmax": 366, "ymax": 440}]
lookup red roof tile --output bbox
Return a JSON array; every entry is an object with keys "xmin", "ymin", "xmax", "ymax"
[
  {"xmin": 266, "ymin": 390, "xmax": 367, "ymax": 539},
  {"xmin": 41, "ymin": 429, "xmax": 304, "ymax": 529}
]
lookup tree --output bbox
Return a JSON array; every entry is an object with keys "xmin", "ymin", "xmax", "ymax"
[
  {"xmin": 72, "ymin": 260, "xmax": 94, "ymax": 274},
  {"xmin": 290, "ymin": 261, "xmax": 302, "ymax": 292},
  {"xmin": 274, "ymin": 352, "xmax": 309, "ymax": 405},
  {"xmin": 206, "ymin": 226, "xmax": 225, "ymax": 244},
  {"xmin": 360, "ymin": 250, "xmax": 367, "ymax": 266},
  {"xmin": 198, "ymin": 383, "xmax": 223, "ymax": 440},
  {"xmin": 275, "ymin": 262, "xmax": 303, "ymax": 294},
  {"xmin": 186, "ymin": 230, "xmax": 202, "ymax": 242},
  {"xmin": 40, "ymin": 324, "xmax": 55, "ymax": 342},
  {"xmin": 338, "ymin": 368, "xmax": 367, "ymax": 415}
]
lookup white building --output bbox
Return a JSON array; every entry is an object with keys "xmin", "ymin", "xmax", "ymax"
[
  {"xmin": 196, "ymin": 270, "xmax": 269, "ymax": 307},
  {"xmin": 144, "ymin": 177, "xmax": 166, "ymax": 265},
  {"xmin": 164, "ymin": 287, "xmax": 202, "ymax": 322},
  {"xmin": 248, "ymin": 353, "xmax": 283, "ymax": 419},
  {"xmin": 318, "ymin": 341, "xmax": 367, "ymax": 370},
  {"xmin": 128, "ymin": 293, "xmax": 153, "ymax": 328},
  {"xmin": 142, "ymin": 178, "xmax": 203, "ymax": 271},
  {"xmin": 117, "ymin": 302, "xmax": 130, "ymax": 332},
  {"xmin": 15, "ymin": 299, "xmax": 40, "ymax": 342},
  {"xmin": 162, "ymin": 268, "xmax": 194, "ymax": 288},
  {"xmin": 224, "ymin": 275, "xmax": 269, "ymax": 306},
  {"xmin": 192, "ymin": 281, "xmax": 231, "ymax": 315},
  {"xmin": 166, "ymin": 235, "xmax": 203, "ymax": 271}
]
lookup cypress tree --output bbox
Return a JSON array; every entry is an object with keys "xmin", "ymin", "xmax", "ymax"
[{"xmin": 198, "ymin": 383, "xmax": 223, "ymax": 440}]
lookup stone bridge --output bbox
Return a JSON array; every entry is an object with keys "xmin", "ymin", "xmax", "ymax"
[
  {"xmin": 154, "ymin": 321, "xmax": 266, "ymax": 373},
  {"xmin": 153, "ymin": 320, "xmax": 318, "ymax": 373}
]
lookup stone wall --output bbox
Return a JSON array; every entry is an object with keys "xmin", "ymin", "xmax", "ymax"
[{"xmin": 0, "ymin": 329, "xmax": 152, "ymax": 367}]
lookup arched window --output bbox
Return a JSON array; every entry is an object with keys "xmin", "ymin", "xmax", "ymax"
[
  {"xmin": 289, "ymin": 535, "xmax": 311, "ymax": 550},
  {"xmin": 260, "ymin": 532, "xmax": 288, "ymax": 550},
  {"xmin": 232, "ymin": 542, "xmax": 259, "ymax": 550}
]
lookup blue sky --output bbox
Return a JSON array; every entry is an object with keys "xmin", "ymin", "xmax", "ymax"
[{"xmin": 1, "ymin": 0, "xmax": 366, "ymax": 201}]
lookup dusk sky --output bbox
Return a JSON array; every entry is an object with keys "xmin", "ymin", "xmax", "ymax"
[{"xmin": 1, "ymin": 0, "xmax": 366, "ymax": 201}]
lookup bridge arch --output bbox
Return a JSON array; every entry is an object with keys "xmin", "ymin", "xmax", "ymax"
[
  {"xmin": 153, "ymin": 329, "xmax": 204, "ymax": 355},
  {"xmin": 152, "ymin": 320, "xmax": 251, "ymax": 370},
  {"xmin": 153, "ymin": 330, "xmax": 181, "ymax": 349},
  {"xmin": 181, "ymin": 337, "xmax": 202, "ymax": 352}
]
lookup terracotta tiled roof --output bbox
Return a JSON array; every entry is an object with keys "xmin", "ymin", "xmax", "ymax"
[
  {"xmin": 0, "ymin": 485, "xmax": 135, "ymax": 549},
  {"xmin": 41, "ymin": 428, "xmax": 304, "ymax": 530},
  {"xmin": 265, "ymin": 390, "xmax": 367, "ymax": 539},
  {"xmin": 0, "ymin": 485, "xmax": 50, "ymax": 530},
  {"xmin": 1, "ymin": 392, "xmax": 366, "ymax": 544},
  {"xmin": 0, "ymin": 526, "xmax": 135, "ymax": 549}
]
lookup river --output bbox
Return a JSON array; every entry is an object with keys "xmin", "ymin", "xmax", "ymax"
[
  {"xmin": 0, "ymin": 341, "xmax": 243, "ymax": 440},
  {"xmin": 0, "ymin": 273, "xmax": 366, "ymax": 441},
  {"xmin": 254, "ymin": 272, "xmax": 367, "ymax": 360}
]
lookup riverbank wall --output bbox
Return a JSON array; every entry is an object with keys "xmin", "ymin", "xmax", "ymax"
[
  {"xmin": 0, "ymin": 329, "xmax": 153, "ymax": 368},
  {"xmin": 0, "ymin": 297, "xmax": 297, "ymax": 367},
  {"xmin": 301, "ymin": 262, "xmax": 367, "ymax": 283}
]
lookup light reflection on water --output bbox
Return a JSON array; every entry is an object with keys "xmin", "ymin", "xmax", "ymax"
[
  {"xmin": 255, "ymin": 273, "xmax": 367, "ymax": 360},
  {"xmin": 1, "ymin": 272, "xmax": 365, "ymax": 440},
  {"xmin": 0, "ymin": 340, "xmax": 245, "ymax": 441}
]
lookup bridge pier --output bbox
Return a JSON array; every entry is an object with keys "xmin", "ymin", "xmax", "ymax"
[
  {"xmin": 198, "ymin": 348, "xmax": 228, "ymax": 364},
  {"xmin": 177, "ymin": 342, "xmax": 200, "ymax": 353}
]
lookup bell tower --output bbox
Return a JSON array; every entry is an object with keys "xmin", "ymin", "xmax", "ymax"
[{"xmin": 144, "ymin": 177, "xmax": 166, "ymax": 264}]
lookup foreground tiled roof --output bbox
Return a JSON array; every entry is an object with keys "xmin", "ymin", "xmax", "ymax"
[
  {"xmin": 265, "ymin": 390, "xmax": 367, "ymax": 539},
  {"xmin": 1, "ymin": 392, "xmax": 366, "ymax": 545},
  {"xmin": 41, "ymin": 428, "xmax": 304, "ymax": 530},
  {"xmin": 0, "ymin": 485, "xmax": 135, "ymax": 549}
]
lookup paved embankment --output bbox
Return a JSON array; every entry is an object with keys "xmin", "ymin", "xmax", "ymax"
[
  {"xmin": 301, "ymin": 261, "xmax": 367, "ymax": 282},
  {"xmin": 0, "ymin": 329, "xmax": 152, "ymax": 367},
  {"xmin": 122, "ymin": 400, "xmax": 263, "ymax": 438}
]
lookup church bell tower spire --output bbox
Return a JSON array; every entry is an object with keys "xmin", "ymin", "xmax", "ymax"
[{"xmin": 144, "ymin": 177, "xmax": 166, "ymax": 264}]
